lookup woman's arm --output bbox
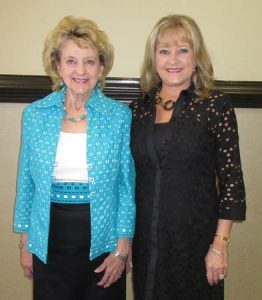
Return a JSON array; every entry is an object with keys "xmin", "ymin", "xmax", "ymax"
[
  {"xmin": 19, "ymin": 233, "xmax": 33, "ymax": 279},
  {"xmin": 115, "ymin": 108, "xmax": 136, "ymax": 238},
  {"xmin": 14, "ymin": 108, "xmax": 34, "ymax": 232},
  {"xmin": 205, "ymin": 219, "xmax": 232, "ymax": 285},
  {"xmin": 205, "ymin": 94, "xmax": 246, "ymax": 285},
  {"xmin": 94, "ymin": 107, "xmax": 136, "ymax": 288},
  {"xmin": 95, "ymin": 237, "xmax": 131, "ymax": 287}
]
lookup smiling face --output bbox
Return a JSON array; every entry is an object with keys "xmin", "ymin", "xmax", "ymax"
[
  {"xmin": 57, "ymin": 39, "xmax": 104, "ymax": 98},
  {"xmin": 155, "ymin": 29, "xmax": 196, "ymax": 92}
]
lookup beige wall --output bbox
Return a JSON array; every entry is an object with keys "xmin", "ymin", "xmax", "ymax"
[
  {"xmin": 0, "ymin": 0, "xmax": 262, "ymax": 299},
  {"xmin": 1, "ymin": 0, "xmax": 262, "ymax": 80}
]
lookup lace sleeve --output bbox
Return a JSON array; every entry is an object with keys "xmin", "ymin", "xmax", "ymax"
[{"xmin": 210, "ymin": 93, "xmax": 246, "ymax": 220}]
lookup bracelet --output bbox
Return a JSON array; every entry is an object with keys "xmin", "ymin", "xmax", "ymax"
[
  {"xmin": 114, "ymin": 251, "xmax": 128, "ymax": 262},
  {"xmin": 209, "ymin": 245, "xmax": 228, "ymax": 256},
  {"xmin": 18, "ymin": 242, "xmax": 25, "ymax": 250},
  {"xmin": 214, "ymin": 235, "xmax": 230, "ymax": 243}
]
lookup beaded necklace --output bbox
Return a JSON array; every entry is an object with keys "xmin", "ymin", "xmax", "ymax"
[{"xmin": 63, "ymin": 106, "xmax": 87, "ymax": 123}]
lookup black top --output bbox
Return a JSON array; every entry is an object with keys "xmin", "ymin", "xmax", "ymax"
[
  {"xmin": 130, "ymin": 86, "xmax": 246, "ymax": 300},
  {"xmin": 153, "ymin": 122, "xmax": 172, "ymax": 164}
]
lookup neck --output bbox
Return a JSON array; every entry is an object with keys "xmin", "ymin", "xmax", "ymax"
[
  {"xmin": 65, "ymin": 90, "xmax": 89, "ymax": 111},
  {"xmin": 160, "ymin": 83, "xmax": 190, "ymax": 100}
]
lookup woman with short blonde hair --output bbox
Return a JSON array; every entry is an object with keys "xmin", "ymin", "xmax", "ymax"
[
  {"xmin": 14, "ymin": 16, "xmax": 135, "ymax": 300},
  {"xmin": 43, "ymin": 16, "xmax": 114, "ymax": 90}
]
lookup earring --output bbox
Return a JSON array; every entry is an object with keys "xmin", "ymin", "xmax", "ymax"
[{"xmin": 96, "ymin": 80, "xmax": 102, "ymax": 89}]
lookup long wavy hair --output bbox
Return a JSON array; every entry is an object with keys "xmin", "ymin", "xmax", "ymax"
[
  {"xmin": 43, "ymin": 16, "xmax": 114, "ymax": 90},
  {"xmin": 140, "ymin": 15, "xmax": 214, "ymax": 98}
]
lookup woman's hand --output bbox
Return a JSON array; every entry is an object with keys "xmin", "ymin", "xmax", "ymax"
[
  {"xmin": 94, "ymin": 238, "xmax": 131, "ymax": 287},
  {"xmin": 126, "ymin": 248, "xmax": 133, "ymax": 273},
  {"xmin": 20, "ymin": 233, "xmax": 33, "ymax": 279},
  {"xmin": 205, "ymin": 239, "xmax": 229, "ymax": 285}
]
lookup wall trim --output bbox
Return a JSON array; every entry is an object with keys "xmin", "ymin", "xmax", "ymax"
[{"xmin": 0, "ymin": 74, "xmax": 262, "ymax": 108}]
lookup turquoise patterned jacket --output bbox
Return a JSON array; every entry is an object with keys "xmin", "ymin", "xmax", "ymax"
[{"xmin": 14, "ymin": 86, "xmax": 136, "ymax": 263}]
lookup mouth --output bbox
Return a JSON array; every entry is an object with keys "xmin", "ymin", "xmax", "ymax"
[
  {"xmin": 72, "ymin": 78, "xmax": 89, "ymax": 84},
  {"xmin": 166, "ymin": 68, "xmax": 183, "ymax": 73}
]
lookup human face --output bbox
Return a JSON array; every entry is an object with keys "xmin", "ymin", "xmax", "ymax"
[
  {"xmin": 57, "ymin": 39, "xmax": 104, "ymax": 98},
  {"xmin": 155, "ymin": 33, "xmax": 196, "ymax": 91}
]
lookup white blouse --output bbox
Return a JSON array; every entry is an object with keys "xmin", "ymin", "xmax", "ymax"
[{"xmin": 52, "ymin": 132, "xmax": 89, "ymax": 183}]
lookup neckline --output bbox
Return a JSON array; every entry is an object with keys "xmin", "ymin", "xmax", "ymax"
[
  {"xmin": 60, "ymin": 131, "xmax": 86, "ymax": 135},
  {"xmin": 154, "ymin": 122, "xmax": 171, "ymax": 125}
]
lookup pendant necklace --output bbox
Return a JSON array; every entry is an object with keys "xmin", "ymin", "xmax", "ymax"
[{"xmin": 155, "ymin": 92, "xmax": 177, "ymax": 111}]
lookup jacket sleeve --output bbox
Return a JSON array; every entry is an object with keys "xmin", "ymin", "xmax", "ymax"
[
  {"xmin": 116, "ymin": 108, "xmax": 136, "ymax": 238},
  {"xmin": 212, "ymin": 94, "xmax": 246, "ymax": 220},
  {"xmin": 14, "ymin": 107, "xmax": 35, "ymax": 232}
]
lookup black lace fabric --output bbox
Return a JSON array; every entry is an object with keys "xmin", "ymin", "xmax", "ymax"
[{"xmin": 130, "ymin": 88, "xmax": 246, "ymax": 300}]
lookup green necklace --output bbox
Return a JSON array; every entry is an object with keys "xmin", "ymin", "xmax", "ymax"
[{"xmin": 63, "ymin": 106, "xmax": 87, "ymax": 123}]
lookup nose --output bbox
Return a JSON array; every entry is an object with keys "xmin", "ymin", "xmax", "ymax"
[
  {"xmin": 76, "ymin": 62, "xmax": 85, "ymax": 75},
  {"xmin": 168, "ymin": 51, "xmax": 179, "ymax": 64}
]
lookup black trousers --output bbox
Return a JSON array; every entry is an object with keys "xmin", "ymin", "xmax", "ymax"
[{"xmin": 33, "ymin": 203, "xmax": 126, "ymax": 300}]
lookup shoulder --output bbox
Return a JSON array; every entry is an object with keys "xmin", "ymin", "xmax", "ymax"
[
  {"xmin": 130, "ymin": 92, "xmax": 154, "ymax": 123},
  {"xmin": 130, "ymin": 88, "xmax": 155, "ymax": 110},
  {"xmin": 129, "ymin": 98, "xmax": 141, "ymax": 111},
  {"xmin": 101, "ymin": 96, "xmax": 131, "ymax": 119},
  {"xmin": 205, "ymin": 90, "xmax": 232, "ymax": 107},
  {"xmin": 105, "ymin": 96, "xmax": 130, "ymax": 111},
  {"xmin": 196, "ymin": 90, "xmax": 234, "ymax": 116},
  {"xmin": 23, "ymin": 90, "xmax": 63, "ymax": 116},
  {"xmin": 129, "ymin": 98, "xmax": 143, "ymax": 118},
  {"xmin": 201, "ymin": 90, "xmax": 237, "ymax": 130},
  {"xmin": 130, "ymin": 86, "xmax": 156, "ymax": 112}
]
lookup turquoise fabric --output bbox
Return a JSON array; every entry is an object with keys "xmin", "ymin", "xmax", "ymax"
[
  {"xmin": 14, "ymin": 86, "xmax": 136, "ymax": 263},
  {"xmin": 50, "ymin": 182, "xmax": 90, "ymax": 204}
]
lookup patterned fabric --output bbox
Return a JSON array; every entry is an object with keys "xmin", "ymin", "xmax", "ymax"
[
  {"xmin": 50, "ymin": 182, "xmax": 90, "ymax": 204},
  {"xmin": 130, "ymin": 87, "xmax": 246, "ymax": 300},
  {"xmin": 14, "ymin": 85, "xmax": 136, "ymax": 263}
]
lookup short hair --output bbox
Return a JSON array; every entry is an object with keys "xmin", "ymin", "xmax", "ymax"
[
  {"xmin": 43, "ymin": 16, "xmax": 114, "ymax": 90},
  {"xmin": 140, "ymin": 14, "xmax": 214, "ymax": 98}
]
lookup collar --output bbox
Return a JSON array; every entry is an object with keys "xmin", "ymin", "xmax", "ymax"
[
  {"xmin": 33, "ymin": 86, "xmax": 65, "ymax": 108},
  {"xmin": 147, "ymin": 82, "xmax": 196, "ymax": 101},
  {"xmin": 85, "ymin": 85, "xmax": 113, "ymax": 117},
  {"xmin": 145, "ymin": 82, "xmax": 196, "ymax": 107},
  {"xmin": 33, "ymin": 85, "xmax": 111, "ymax": 117}
]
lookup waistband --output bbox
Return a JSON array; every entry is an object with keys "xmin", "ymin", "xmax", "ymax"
[{"xmin": 50, "ymin": 182, "xmax": 90, "ymax": 204}]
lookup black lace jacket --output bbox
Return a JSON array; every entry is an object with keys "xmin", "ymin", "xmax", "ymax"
[{"xmin": 130, "ymin": 86, "xmax": 246, "ymax": 300}]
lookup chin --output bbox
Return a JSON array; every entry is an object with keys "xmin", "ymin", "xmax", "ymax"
[{"xmin": 72, "ymin": 87, "xmax": 91, "ymax": 95}]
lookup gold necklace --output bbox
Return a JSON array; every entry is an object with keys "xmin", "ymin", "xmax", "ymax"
[{"xmin": 155, "ymin": 92, "xmax": 176, "ymax": 111}]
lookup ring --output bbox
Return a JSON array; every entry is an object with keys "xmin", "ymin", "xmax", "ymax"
[{"xmin": 219, "ymin": 274, "xmax": 225, "ymax": 280}]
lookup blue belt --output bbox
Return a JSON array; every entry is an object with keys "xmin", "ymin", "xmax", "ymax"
[{"xmin": 50, "ymin": 182, "xmax": 90, "ymax": 204}]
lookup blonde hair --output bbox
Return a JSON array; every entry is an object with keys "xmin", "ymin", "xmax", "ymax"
[
  {"xmin": 140, "ymin": 14, "xmax": 214, "ymax": 98},
  {"xmin": 43, "ymin": 16, "xmax": 114, "ymax": 90}
]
